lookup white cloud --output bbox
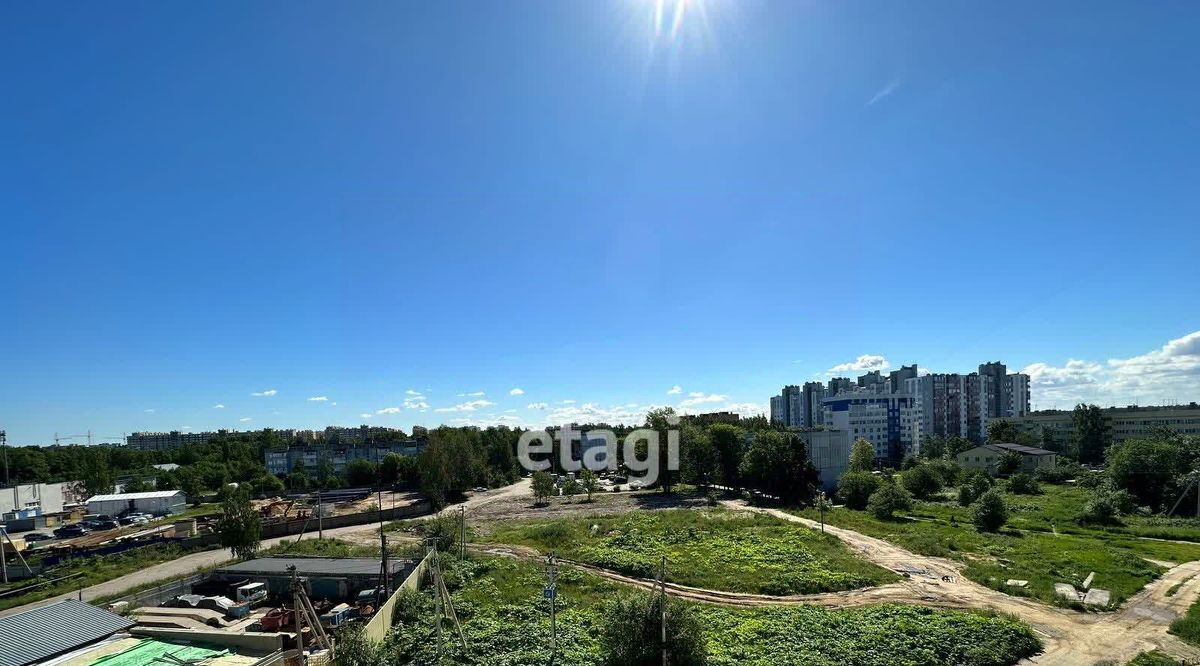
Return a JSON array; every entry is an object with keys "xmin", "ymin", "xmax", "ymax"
[
  {"xmin": 143, "ymin": 408, "xmax": 155, "ymax": 413},
  {"xmin": 180, "ymin": 425, "xmax": 191, "ymax": 430},
  {"xmin": 509, "ymin": 388, "xmax": 524, "ymax": 396},
  {"xmin": 560, "ymin": 400, "xmax": 576, "ymax": 405},
  {"xmin": 239, "ymin": 417, "xmax": 253, "ymax": 422},
  {"xmin": 435, "ymin": 399, "xmax": 495, "ymax": 413},
  {"xmin": 457, "ymin": 391, "xmax": 486, "ymax": 397},
  {"xmin": 406, "ymin": 389, "xmax": 423, "ymax": 396},
  {"xmin": 722, "ymin": 402, "xmax": 768, "ymax": 418},
  {"xmin": 403, "ymin": 397, "xmax": 429, "ymax": 410},
  {"xmin": 866, "ymin": 79, "xmax": 900, "ymax": 106},
  {"xmin": 212, "ymin": 404, "xmax": 225, "ymax": 409},
  {"xmin": 527, "ymin": 402, "xmax": 549, "ymax": 410},
  {"xmin": 828, "ymin": 355, "xmax": 890, "ymax": 374},
  {"xmin": 252, "ymin": 389, "xmax": 277, "ymax": 397},
  {"xmin": 1024, "ymin": 330, "xmax": 1200, "ymax": 408},
  {"xmin": 376, "ymin": 407, "xmax": 402, "ymax": 415},
  {"xmin": 678, "ymin": 392, "xmax": 729, "ymax": 408},
  {"xmin": 307, "ymin": 396, "xmax": 328, "ymax": 402},
  {"xmin": 667, "ymin": 385, "xmax": 682, "ymax": 395},
  {"xmin": 360, "ymin": 413, "xmax": 373, "ymax": 419}
]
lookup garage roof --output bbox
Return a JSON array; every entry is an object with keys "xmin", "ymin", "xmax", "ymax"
[
  {"xmin": 85, "ymin": 490, "xmax": 185, "ymax": 503},
  {"xmin": 0, "ymin": 599, "xmax": 134, "ymax": 666},
  {"xmin": 215, "ymin": 556, "xmax": 410, "ymax": 577}
]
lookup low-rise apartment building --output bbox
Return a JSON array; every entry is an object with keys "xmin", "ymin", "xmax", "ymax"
[{"xmin": 1004, "ymin": 403, "xmax": 1200, "ymax": 451}]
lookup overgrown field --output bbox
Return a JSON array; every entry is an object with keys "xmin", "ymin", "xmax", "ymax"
[
  {"xmin": 0, "ymin": 543, "xmax": 195, "ymax": 611},
  {"xmin": 793, "ymin": 488, "xmax": 1200, "ymax": 608},
  {"xmin": 357, "ymin": 555, "xmax": 1041, "ymax": 666},
  {"xmin": 1169, "ymin": 596, "xmax": 1200, "ymax": 647},
  {"xmin": 480, "ymin": 508, "xmax": 899, "ymax": 594}
]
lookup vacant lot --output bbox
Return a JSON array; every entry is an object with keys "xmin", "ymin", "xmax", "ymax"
[
  {"xmin": 792, "ymin": 487, "xmax": 1200, "ymax": 608},
  {"xmin": 480, "ymin": 508, "xmax": 899, "ymax": 595},
  {"xmin": 366, "ymin": 555, "xmax": 1040, "ymax": 666}
]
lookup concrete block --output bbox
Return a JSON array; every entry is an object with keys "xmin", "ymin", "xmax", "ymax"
[
  {"xmin": 1082, "ymin": 571, "xmax": 1096, "ymax": 590},
  {"xmin": 1005, "ymin": 579, "xmax": 1028, "ymax": 588},
  {"xmin": 1083, "ymin": 588, "xmax": 1111, "ymax": 607},
  {"xmin": 1054, "ymin": 583, "xmax": 1082, "ymax": 601}
]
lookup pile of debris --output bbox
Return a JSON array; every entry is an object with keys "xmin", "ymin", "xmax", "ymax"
[{"xmin": 1054, "ymin": 571, "xmax": 1111, "ymax": 607}]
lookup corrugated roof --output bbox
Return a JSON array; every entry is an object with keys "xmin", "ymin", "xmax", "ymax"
[
  {"xmin": 215, "ymin": 556, "xmax": 410, "ymax": 577},
  {"xmin": 991, "ymin": 442, "xmax": 1057, "ymax": 456},
  {"xmin": 0, "ymin": 599, "xmax": 134, "ymax": 666},
  {"xmin": 85, "ymin": 490, "xmax": 185, "ymax": 503}
]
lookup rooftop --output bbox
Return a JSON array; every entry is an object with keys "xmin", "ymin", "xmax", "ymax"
[
  {"xmin": 0, "ymin": 599, "xmax": 134, "ymax": 666},
  {"xmin": 990, "ymin": 442, "xmax": 1056, "ymax": 456},
  {"xmin": 86, "ymin": 490, "xmax": 185, "ymax": 502}
]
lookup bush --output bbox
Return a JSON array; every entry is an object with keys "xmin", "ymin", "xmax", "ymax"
[
  {"xmin": 957, "ymin": 472, "xmax": 993, "ymax": 507},
  {"xmin": 926, "ymin": 458, "xmax": 963, "ymax": 486},
  {"xmin": 1006, "ymin": 472, "xmax": 1040, "ymax": 495},
  {"xmin": 971, "ymin": 489, "xmax": 1009, "ymax": 532},
  {"xmin": 901, "ymin": 465, "xmax": 943, "ymax": 500},
  {"xmin": 601, "ymin": 593, "xmax": 708, "ymax": 666},
  {"xmin": 868, "ymin": 482, "xmax": 913, "ymax": 520},
  {"xmin": 837, "ymin": 472, "xmax": 880, "ymax": 510},
  {"xmin": 1077, "ymin": 484, "xmax": 1136, "ymax": 526},
  {"xmin": 1033, "ymin": 464, "xmax": 1076, "ymax": 484}
]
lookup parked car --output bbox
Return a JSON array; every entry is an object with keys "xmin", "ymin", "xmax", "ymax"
[
  {"xmin": 53, "ymin": 524, "xmax": 89, "ymax": 538},
  {"xmin": 81, "ymin": 519, "xmax": 104, "ymax": 530},
  {"xmin": 95, "ymin": 519, "xmax": 120, "ymax": 530},
  {"xmin": 22, "ymin": 532, "xmax": 52, "ymax": 542}
]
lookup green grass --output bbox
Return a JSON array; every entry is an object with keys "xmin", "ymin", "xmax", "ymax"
[
  {"xmin": 480, "ymin": 508, "xmax": 900, "ymax": 595},
  {"xmin": 1126, "ymin": 651, "xmax": 1185, "ymax": 666},
  {"xmin": 792, "ymin": 498, "xmax": 1200, "ymax": 609},
  {"xmin": 369, "ymin": 555, "xmax": 1041, "ymax": 666},
  {"xmin": 1169, "ymin": 596, "xmax": 1200, "ymax": 647},
  {"xmin": 0, "ymin": 543, "xmax": 198, "ymax": 612}
]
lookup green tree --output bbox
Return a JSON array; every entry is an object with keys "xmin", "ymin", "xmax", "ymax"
[
  {"xmin": 121, "ymin": 473, "xmax": 152, "ymax": 494},
  {"xmin": 848, "ymin": 438, "xmax": 876, "ymax": 473},
  {"xmin": 681, "ymin": 423, "xmax": 719, "ymax": 491},
  {"xmin": 958, "ymin": 471, "xmax": 993, "ymax": 507},
  {"xmin": 177, "ymin": 468, "xmax": 205, "ymax": 505},
  {"xmin": 738, "ymin": 431, "xmax": 819, "ymax": 504},
  {"xmin": 600, "ymin": 593, "xmax": 707, "ymax": 666},
  {"xmin": 418, "ymin": 428, "xmax": 482, "ymax": 509},
  {"xmin": 709, "ymin": 424, "xmax": 745, "ymax": 487},
  {"xmin": 1106, "ymin": 437, "xmax": 1187, "ymax": 512},
  {"xmin": 531, "ymin": 470, "xmax": 555, "ymax": 505},
  {"xmin": 379, "ymin": 453, "xmax": 404, "ymax": 485},
  {"xmin": 836, "ymin": 471, "xmax": 879, "ymax": 510},
  {"xmin": 345, "ymin": 459, "xmax": 378, "ymax": 487},
  {"xmin": 1006, "ymin": 472, "xmax": 1040, "ymax": 495},
  {"xmin": 252, "ymin": 473, "xmax": 285, "ymax": 495},
  {"xmin": 900, "ymin": 464, "xmax": 943, "ymax": 500},
  {"xmin": 562, "ymin": 477, "xmax": 582, "ymax": 497},
  {"xmin": 217, "ymin": 485, "xmax": 262, "ymax": 559},
  {"xmin": 1071, "ymin": 403, "xmax": 1109, "ymax": 464},
  {"xmin": 997, "ymin": 451, "xmax": 1023, "ymax": 476},
  {"xmin": 77, "ymin": 462, "xmax": 114, "ymax": 498},
  {"xmin": 644, "ymin": 407, "xmax": 681, "ymax": 493},
  {"xmin": 867, "ymin": 480, "xmax": 913, "ymax": 520},
  {"xmin": 580, "ymin": 468, "xmax": 600, "ymax": 502},
  {"xmin": 971, "ymin": 489, "xmax": 1009, "ymax": 532}
]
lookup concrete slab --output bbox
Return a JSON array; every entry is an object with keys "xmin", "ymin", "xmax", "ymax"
[
  {"xmin": 1083, "ymin": 588, "xmax": 1111, "ymax": 607},
  {"xmin": 1055, "ymin": 583, "xmax": 1082, "ymax": 601},
  {"xmin": 1006, "ymin": 579, "xmax": 1029, "ymax": 588},
  {"xmin": 1082, "ymin": 572, "xmax": 1096, "ymax": 590}
]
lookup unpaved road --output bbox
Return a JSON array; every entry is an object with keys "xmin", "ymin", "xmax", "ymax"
[{"xmin": 0, "ymin": 483, "xmax": 529, "ymax": 620}]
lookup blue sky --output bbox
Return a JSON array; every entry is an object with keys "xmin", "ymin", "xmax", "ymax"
[{"xmin": 2, "ymin": 1, "xmax": 1199, "ymax": 444}]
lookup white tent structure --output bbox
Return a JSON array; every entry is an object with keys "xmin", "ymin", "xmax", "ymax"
[{"xmin": 85, "ymin": 490, "xmax": 187, "ymax": 517}]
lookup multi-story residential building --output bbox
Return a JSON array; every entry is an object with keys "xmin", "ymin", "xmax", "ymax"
[
  {"xmin": 915, "ymin": 373, "xmax": 989, "ymax": 444},
  {"xmin": 857, "ymin": 370, "xmax": 887, "ymax": 391},
  {"xmin": 800, "ymin": 429, "xmax": 852, "ymax": 491},
  {"xmin": 321, "ymin": 425, "xmax": 407, "ymax": 444},
  {"xmin": 770, "ymin": 384, "xmax": 825, "ymax": 428},
  {"xmin": 264, "ymin": 440, "xmax": 425, "ymax": 477},
  {"xmin": 126, "ymin": 430, "xmax": 233, "ymax": 451},
  {"xmin": 828, "ymin": 377, "xmax": 854, "ymax": 397},
  {"xmin": 770, "ymin": 396, "xmax": 785, "ymax": 424},
  {"xmin": 802, "ymin": 382, "xmax": 827, "ymax": 427},
  {"xmin": 1003, "ymin": 403, "xmax": 1200, "ymax": 452},
  {"xmin": 821, "ymin": 388, "xmax": 918, "ymax": 464}
]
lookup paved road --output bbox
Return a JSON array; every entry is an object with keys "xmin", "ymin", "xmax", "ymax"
[{"xmin": 0, "ymin": 482, "xmax": 530, "ymax": 619}]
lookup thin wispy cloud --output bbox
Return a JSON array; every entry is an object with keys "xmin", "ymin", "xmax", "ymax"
[
  {"xmin": 251, "ymin": 389, "xmax": 277, "ymax": 397},
  {"xmin": 239, "ymin": 417, "xmax": 252, "ymax": 422},
  {"xmin": 360, "ymin": 413, "xmax": 373, "ymax": 419},
  {"xmin": 435, "ymin": 399, "xmax": 494, "ymax": 413},
  {"xmin": 376, "ymin": 407, "xmax": 401, "ymax": 415},
  {"xmin": 307, "ymin": 396, "xmax": 328, "ymax": 402},
  {"xmin": 509, "ymin": 388, "xmax": 524, "ymax": 396},
  {"xmin": 866, "ymin": 78, "xmax": 900, "ymax": 106},
  {"xmin": 457, "ymin": 390, "xmax": 486, "ymax": 397},
  {"xmin": 143, "ymin": 408, "xmax": 155, "ymax": 413},
  {"xmin": 667, "ymin": 385, "xmax": 682, "ymax": 395},
  {"xmin": 212, "ymin": 404, "xmax": 225, "ymax": 409},
  {"xmin": 527, "ymin": 402, "xmax": 549, "ymax": 410}
]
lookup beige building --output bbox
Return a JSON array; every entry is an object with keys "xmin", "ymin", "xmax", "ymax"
[
  {"xmin": 1003, "ymin": 404, "xmax": 1200, "ymax": 451},
  {"xmin": 957, "ymin": 442, "xmax": 1057, "ymax": 476}
]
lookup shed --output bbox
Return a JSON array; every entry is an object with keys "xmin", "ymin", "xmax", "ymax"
[
  {"xmin": 209, "ymin": 557, "xmax": 415, "ymax": 601},
  {"xmin": 956, "ymin": 442, "xmax": 1058, "ymax": 475},
  {"xmin": 0, "ymin": 598, "xmax": 135, "ymax": 666},
  {"xmin": 85, "ymin": 490, "xmax": 187, "ymax": 517}
]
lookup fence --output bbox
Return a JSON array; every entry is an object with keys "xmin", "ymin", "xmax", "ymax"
[
  {"xmin": 362, "ymin": 549, "xmax": 432, "ymax": 644},
  {"xmin": 181, "ymin": 500, "xmax": 433, "ymax": 550},
  {"xmin": 105, "ymin": 572, "xmax": 210, "ymax": 609}
]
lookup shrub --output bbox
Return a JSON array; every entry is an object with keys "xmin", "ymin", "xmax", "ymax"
[
  {"xmin": 926, "ymin": 458, "xmax": 963, "ymax": 486},
  {"xmin": 1077, "ymin": 484, "xmax": 1136, "ymax": 526},
  {"xmin": 1034, "ymin": 464, "xmax": 1076, "ymax": 484},
  {"xmin": 837, "ymin": 472, "xmax": 880, "ymax": 510},
  {"xmin": 1006, "ymin": 473, "xmax": 1040, "ymax": 495},
  {"xmin": 971, "ymin": 489, "xmax": 1009, "ymax": 532},
  {"xmin": 901, "ymin": 465, "xmax": 943, "ymax": 500},
  {"xmin": 997, "ymin": 452, "xmax": 1022, "ymax": 476},
  {"xmin": 601, "ymin": 593, "xmax": 708, "ymax": 666},
  {"xmin": 531, "ymin": 471, "xmax": 555, "ymax": 505},
  {"xmin": 868, "ymin": 482, "xmax": 913, "ymax": 520},
  {"xmin": 957, "ymin": 472, "xmax": 993, "ymax": 507}
]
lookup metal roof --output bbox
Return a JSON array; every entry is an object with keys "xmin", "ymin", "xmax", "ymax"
[
  {"xmin": 0, "ymin": 599, "xmax": 134, "ymax": 666},
  {"xmin": 990, "ymin": 442, "xmax": 1057, "ymax": 456},
  {"xmin": 85, "ymin": 490, "xmax": 185, "ymax": 503},
  {"xmin": 215, "ymin": 556, "xmax": 410, "ymax": 577}
]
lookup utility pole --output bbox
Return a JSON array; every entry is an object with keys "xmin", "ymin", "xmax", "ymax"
[
  {"xmin": 1, "ymin": 527, "xmax": 7, "ymax": 584},
  {"xmin": 1, "ymin": 430, "xmax": 8, "ymax": 486},
  {"xmin": 459, "ymin": 506, "xmax": 466, "ymax": 559},
  {"xmin": 545, "ymin": 554, "xmax": 558, "ymax": 666},
  {"xmin": 660, "ymin": 555, "xmax": 668, "ymax": 666},
  {"xmin": 317, "ymin": 490, "xmax": 323, "ymax": 540},
  {"xmin": 819, "ymin": 491, "xmax": 827, "ymax": 534}
]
